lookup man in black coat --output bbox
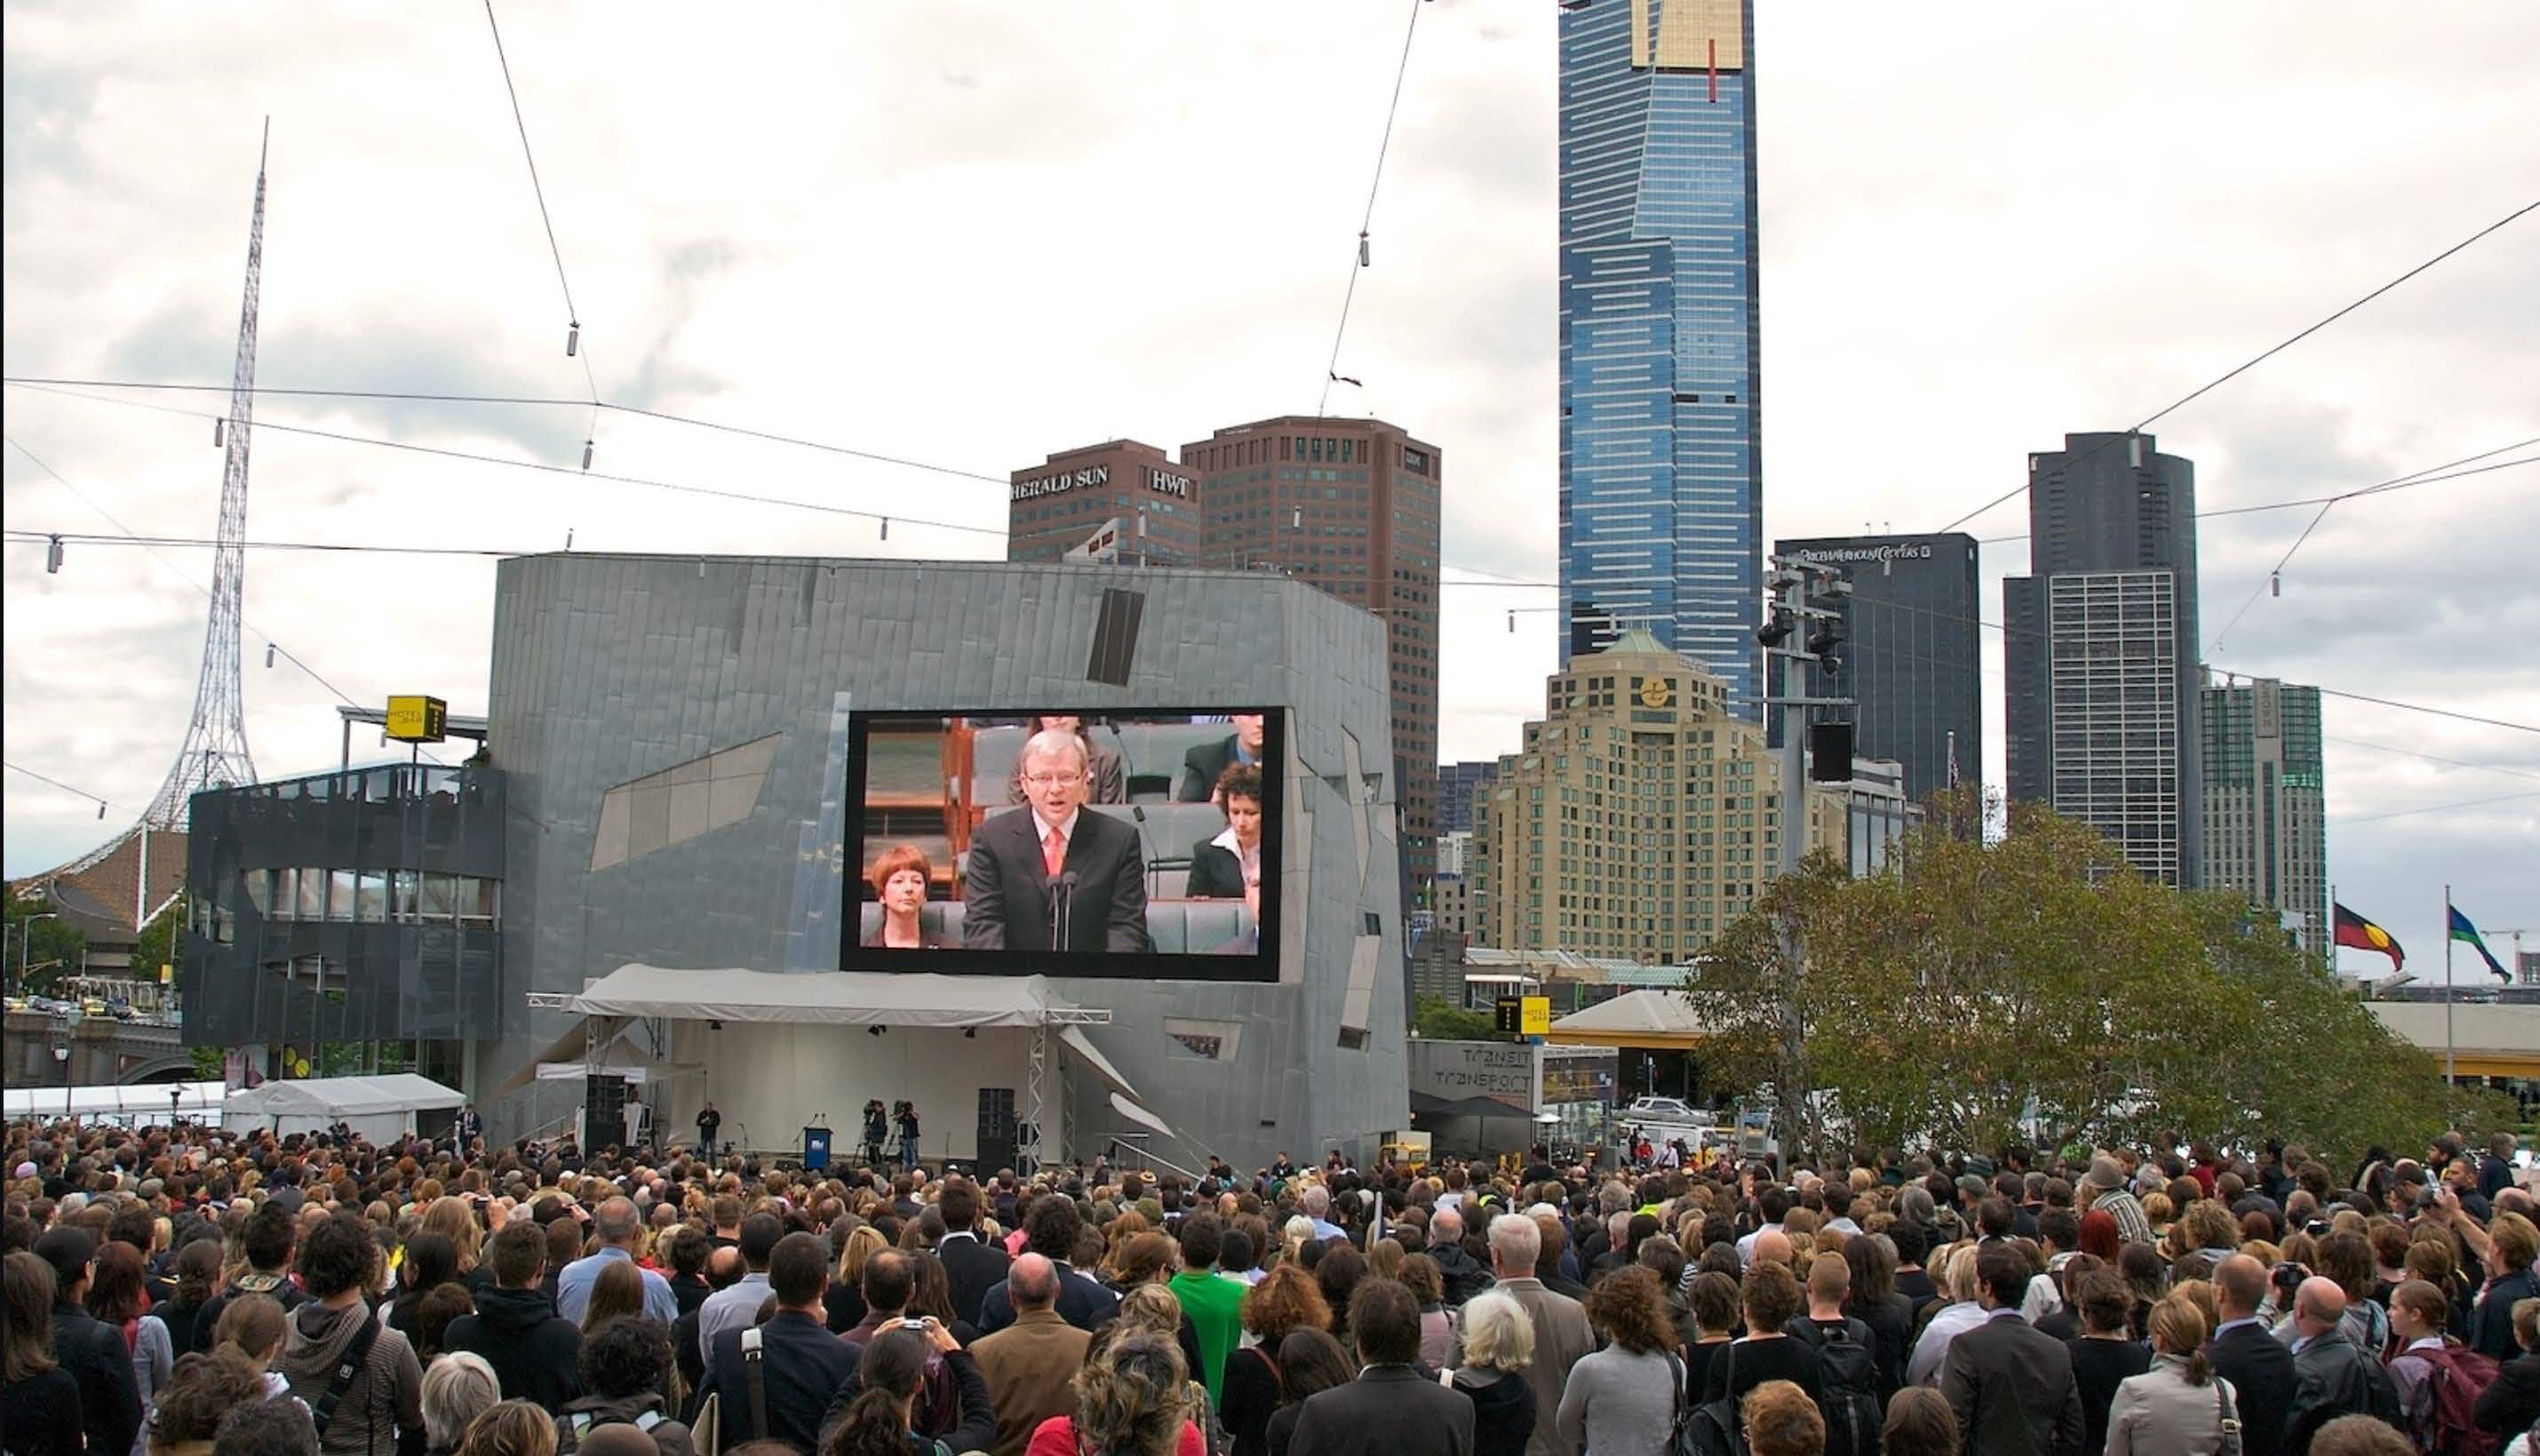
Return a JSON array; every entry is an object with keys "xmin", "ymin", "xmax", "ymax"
[
  {"xmin": 2211, "ymin": 1256, "xmax": 2297, "ymax": 1456},
  {"xmin": 705, "ymin": 1233, "xmax": 860, "ymax": 1452},
  {"xmin": 1288, "ymin": 1279, "xmax": 1474, "ymax": 1456},
  {"xmin": 934, "ymin": 1182, "xmax": 1010, "ymax": 1328},
  {"xmin": 1174, "ymin": 714, "xmax": 1266, "ymax": 803},
  {"xmin": 444, "ymin": 1221, "xmax": 585, "ymax": 1413},
  {"xmin": 33, "ymin": 1227, "xmax": 143, "ymax": 1456},
  {"xmin": 2284, "ymin": 1276, "xmax": 2402, "ymax": 1453},
  {"xmin": 975, "ymin": 1197, "xmax": 1120, "ymax": 1335},
  {"xmin": 962, "ymin": 730, "xmax": 1150, "ymax": 953},
  {"xmin": 1939, "ymin": 1243, "xmax": 2084, "ymax": 1456}
]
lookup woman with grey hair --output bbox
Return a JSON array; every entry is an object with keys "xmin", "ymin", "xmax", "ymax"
[
  {"xmin": 421, "ymin": 1352, "xmax": 500, "ymax": 1456},
  {"xmin": 1448, "ymin": 1290, "xmax": 1538, "ymax": 1456}
]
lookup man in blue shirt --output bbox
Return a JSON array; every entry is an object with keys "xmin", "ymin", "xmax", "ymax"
[{"xmin": 556, "ymin": 1196, "xmax": 678, "ymax": 1324}]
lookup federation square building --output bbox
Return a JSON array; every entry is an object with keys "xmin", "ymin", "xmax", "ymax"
[{"xmin": 1558, "ymin": 0, "xmax": 1762, "ymax": 713}]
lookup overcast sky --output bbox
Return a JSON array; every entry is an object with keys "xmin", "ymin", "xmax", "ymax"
[{"xmin": 5, "ymin": 2, "xmax": 2536, "ymax": 979}]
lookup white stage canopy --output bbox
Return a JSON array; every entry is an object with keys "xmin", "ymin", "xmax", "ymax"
[
  {"xmin": 529, "ymin": 965, "xmax": 1185, "ymax": 1160},
  {"xmin": 4, "ymin": 1080, "xmax": 222, "ymax": 1122},
  {"xmin": 222, "ymin": 1074, "xmax": 465, "ymax": 1142},
  {"xmin": 553, "ymin": 966, "xmax": 1090, "ymax": 1029}
]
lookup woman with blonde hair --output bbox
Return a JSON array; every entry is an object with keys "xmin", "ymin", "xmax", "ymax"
[
  {"xmin": 419, "ymin": 1197, "xmax": 489, "ymax": 1295},
  {"xmin": 828, "ymin": 1222, "xmax": 888, "ymax": 1333},
  {"xmin": 1024, "ymin": 1330, "xmax": 1195, "ymax": 1456},
  {"xmin": 1448, "ymin": 1290, "xmax": 1536, "ymax": 1456},
  {"xmin": 456, "ymin": 1399, "xmax": 556, "ymax": 1456},
  {"xmin": 2106, "ymin": 1293, "xmax": 2238, "ymax": 1454},
  {"xmin": 210, "ymin": 1293, "xmax": 292, "ymax": 1401}
]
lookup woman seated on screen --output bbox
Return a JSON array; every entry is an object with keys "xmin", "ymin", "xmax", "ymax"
[
  {"xmin": 1188, "ymin": 763, "xmax": 1264, "ymax": 916},
  {"xmin": 1003, "ymin": 715, "xmax": 1125, "ymax": 804},
  {"xmin": 863, "ymin": 843, "xmax": 957, "ymax": 948}
]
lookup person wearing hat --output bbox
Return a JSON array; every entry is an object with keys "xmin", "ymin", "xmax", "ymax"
[{"xmin": 2083, "ymin": 1156, "xmax": 2154, "ymax": 1246}]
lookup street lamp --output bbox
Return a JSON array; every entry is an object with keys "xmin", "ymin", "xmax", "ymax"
[{"xmin": 52, "ymin": 1043, "xmax": 71, "ymax": 1120}]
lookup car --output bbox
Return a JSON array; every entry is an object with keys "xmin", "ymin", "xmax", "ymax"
[{"xmin": 1622, "ymin": 1095, "xmax": 1700, "ymax": 1122}]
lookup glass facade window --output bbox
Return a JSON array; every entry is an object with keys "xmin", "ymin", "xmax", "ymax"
[
  {"xmin": 1558, "ymin": 0, "xmax": 1761, "ymax": 711},
  {"xmin": 326, "ymin": 868, "xmax": 355, "ymax": 922}
]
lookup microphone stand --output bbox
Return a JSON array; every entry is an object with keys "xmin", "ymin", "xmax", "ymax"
[{"xmin": 1047, "ymin": 871, "xmax": 1078, "ymax": 951}]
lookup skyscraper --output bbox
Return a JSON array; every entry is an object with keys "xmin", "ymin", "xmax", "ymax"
[
  {"xmin": 1558, "ymin": 0, "xmax": 1762, "ymax": 712},
  {"xmin": 1006, "ymin": 440, "xmax": 1205, "ymax": 565},
  {"xmin": 1191, "ymin": 416, "xmax": 1443, "ymax": 885},
  {"xmin": 1470, "ymin": 630, "xmax": 1843, "ymax": 962},
  {"xmin": 2202, "ymin": 672, "xmax": 2328, "ymax": 959},
  {"xmin": 1436, "ymin": 760, "xmax": 1500, "ymax": 835},
  {"xmin": 1774, "ymin": 534, "xmax": 1981, "ymax": 804},
  {"xmin": 2004, "ymin": 431, "xmax": 2203, "ymax": 885}
]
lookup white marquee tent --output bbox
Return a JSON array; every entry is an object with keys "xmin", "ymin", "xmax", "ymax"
[
  {"xmin": 4, "ymin": 1080, "xmax": 222, "ymax": 1125},
  {"xmin": 221, "ymin": 1074, "xmax": 465, "ymax": 1142}
]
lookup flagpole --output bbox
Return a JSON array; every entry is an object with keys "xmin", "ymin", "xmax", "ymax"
[{"xmin": 2445, "ymin": 883, "xmax": 2456, "ymax": 1085}]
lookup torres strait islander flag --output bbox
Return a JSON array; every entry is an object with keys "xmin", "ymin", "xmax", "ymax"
[{"xmin": 2333, "ymin": 903, "xmax": 2405, "ymax": 970}]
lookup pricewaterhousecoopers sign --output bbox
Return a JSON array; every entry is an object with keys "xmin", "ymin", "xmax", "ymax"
[{"xmin": 1796, "ymin": 542, "xmax": 1937, "ymax": 568}]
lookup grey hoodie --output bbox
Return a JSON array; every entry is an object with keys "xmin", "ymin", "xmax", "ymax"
[{"xmin": 275, "ymin": 1299, "xmax": 424, "ymax": 1456}]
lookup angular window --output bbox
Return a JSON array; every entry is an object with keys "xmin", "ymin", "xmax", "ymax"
[
  {"xmin": 295, "ymin": 867, "xmax": 324, "ymax": 921},
  {"xmin": 243, "ymin": 869, "xmax": 273, "ymax": 917},
  {"xmin": 392, "ymin": 871, "xmax": 420, "ymax": 923},
  {"xmin": 457, "ymin": 879, "xmax": 498, "ymax": 930},
  {"xmin": 355, "ymin": 871, "xmax": 389, "ymax": 924},
  {"xmin": 326, "ymin": 869, "xmax": 356, "ymax": 923}
]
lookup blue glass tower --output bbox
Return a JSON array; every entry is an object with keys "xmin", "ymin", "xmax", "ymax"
[{"xmin": 1558, "ymin": 0, "xmax": 1761, "ymax": 714}]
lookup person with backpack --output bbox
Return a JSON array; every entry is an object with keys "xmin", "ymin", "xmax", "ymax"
[
  {"xmin": 2287, "ymin": 1276, "xmax": 2407, "ymax": 1454},
  {"xmin": 272, "ymin": 1214, "xmax": 423, "ymax": 1456},
  {"xmin": 2387, "ymin": 1278, "xmax": 2502, "ymax": 1456},
  {"xmin": 1784, "ymin": 1253, "xmax": 1882, "ymax": 1456},
  {"xmin": 553, "ymin": 1317, "xmax": 693, "ymax": 1456}
]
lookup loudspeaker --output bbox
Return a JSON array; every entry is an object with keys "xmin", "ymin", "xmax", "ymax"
[
  {"xmin": 585, "ymin": 1075, "xmax": 628, "ymax": 1146},
  {"xmin": 975, "ymin": 1087, "xmax": 1017, "ymax": 1174},
  {"xmin": 1808, "ymin": 723, "xmax": 1854, "ymax": 783}
]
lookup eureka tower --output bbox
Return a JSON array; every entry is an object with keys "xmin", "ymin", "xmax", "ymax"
[{"xmin": 1557, "ymin": 0, "xmax": 1761, "ymax": 713}]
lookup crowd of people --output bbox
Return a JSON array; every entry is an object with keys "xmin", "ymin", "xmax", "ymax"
[{"xmin": 8, "ymin": 1116, "xmax": 2540, "ymax": 1456}]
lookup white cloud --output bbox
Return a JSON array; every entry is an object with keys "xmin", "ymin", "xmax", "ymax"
[{"xmin": 5, "ymin": 1, "xmax": 2536, "ymax": 968}]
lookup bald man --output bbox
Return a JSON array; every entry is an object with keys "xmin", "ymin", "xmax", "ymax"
[
  {"xmin": 2285, "ymin": 1275, "xmax": 2401, "ymax": 1452},
  {"xmin": 969, "ymin": 1254, "xmax": 1088, "ymax": 1456},
  {"xmin": 1751, "ymin": 1228, "xmax": 1796, "ymax": 1269},
  {"xmin": 2210, "ymin": 1254, "xmax": 2296, "ymax": 1456}
]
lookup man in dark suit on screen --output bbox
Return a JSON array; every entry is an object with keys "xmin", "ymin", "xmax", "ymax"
[
  {"xmin": 1174, "ymin": 712, "xmax": 1265, "ymax": 802},
  {"xmin": 965, "ymin": 728, "xmax": 1151, "ymax": 953}
]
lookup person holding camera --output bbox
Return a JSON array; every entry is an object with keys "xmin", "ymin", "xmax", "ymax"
[
  {"xmin": 862, "ymin": 1100, "xmax": 888, "ymax": 1168},
  {"xmin": 895, "ymin": 1101, "xmax": 920, "ymax": 1174}
]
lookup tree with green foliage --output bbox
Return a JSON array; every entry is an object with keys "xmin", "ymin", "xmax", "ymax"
[
  {"xmin": 4, "ymin": 892, "xmax": 88, "ymax": 996},
  {"xmin": 1683, "ymin": 788, "xmax": 2490, "ymax": 1170},
  {"xmin": 1412, "ymin": 992, "xmax": 1500, "ymax": 1042}
]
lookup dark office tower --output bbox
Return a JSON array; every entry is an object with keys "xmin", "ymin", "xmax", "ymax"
[
  {"xmin": 1558, "ymin": 0, "xmax": 1764, "ymax": 713},
  {"xmin": 1007, "ymin": 440, "xmax": 1206, "ymax": 565},
  {"xmin": 1436, "ymin": 760, "xmax": 1500, "ymax": 835},
  {"xmin": 1190, "ymin": 416, "xmax": 1443, "ymax": 885},
  {"xmin": 2003, "ymin": 431, "xmax": 2203, "ymax": 886},
  {"xmin": 1774, "ymin": 534, "xmax": 1980, "ymax": 804}
]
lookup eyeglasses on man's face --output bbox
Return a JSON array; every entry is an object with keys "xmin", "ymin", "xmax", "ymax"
[{"xmin": 1020, "ymin": 771, "xmax": 1086, "ymax": 788}]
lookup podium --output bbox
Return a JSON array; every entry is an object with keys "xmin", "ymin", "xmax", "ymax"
[{"xmin": 802, "ymin": 1126, "xmax": 832, "ymax": 1172}]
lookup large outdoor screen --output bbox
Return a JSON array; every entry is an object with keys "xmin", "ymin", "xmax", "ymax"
[{"xmin": 840, "ymin": 711, "xmax": 1282, "ymax": 981}]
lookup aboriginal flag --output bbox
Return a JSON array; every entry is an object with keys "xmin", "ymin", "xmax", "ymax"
[{"xmin": 2333, "ymin": 903, "xmax": 2405, "ymax": 970}]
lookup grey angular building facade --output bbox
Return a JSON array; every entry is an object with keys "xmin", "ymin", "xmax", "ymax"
[
  {"xmin": 2004, "ymin": 432, "xmax": 2203, "ymax": 885},
  {"xmin": 482, "ymin": 553, "xmax": 1412, "ymax": 1169}
]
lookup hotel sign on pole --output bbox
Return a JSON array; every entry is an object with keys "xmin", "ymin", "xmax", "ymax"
[{"xmin": 384, "ymin": 695, "xmax": 448, "ymax": 744}]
